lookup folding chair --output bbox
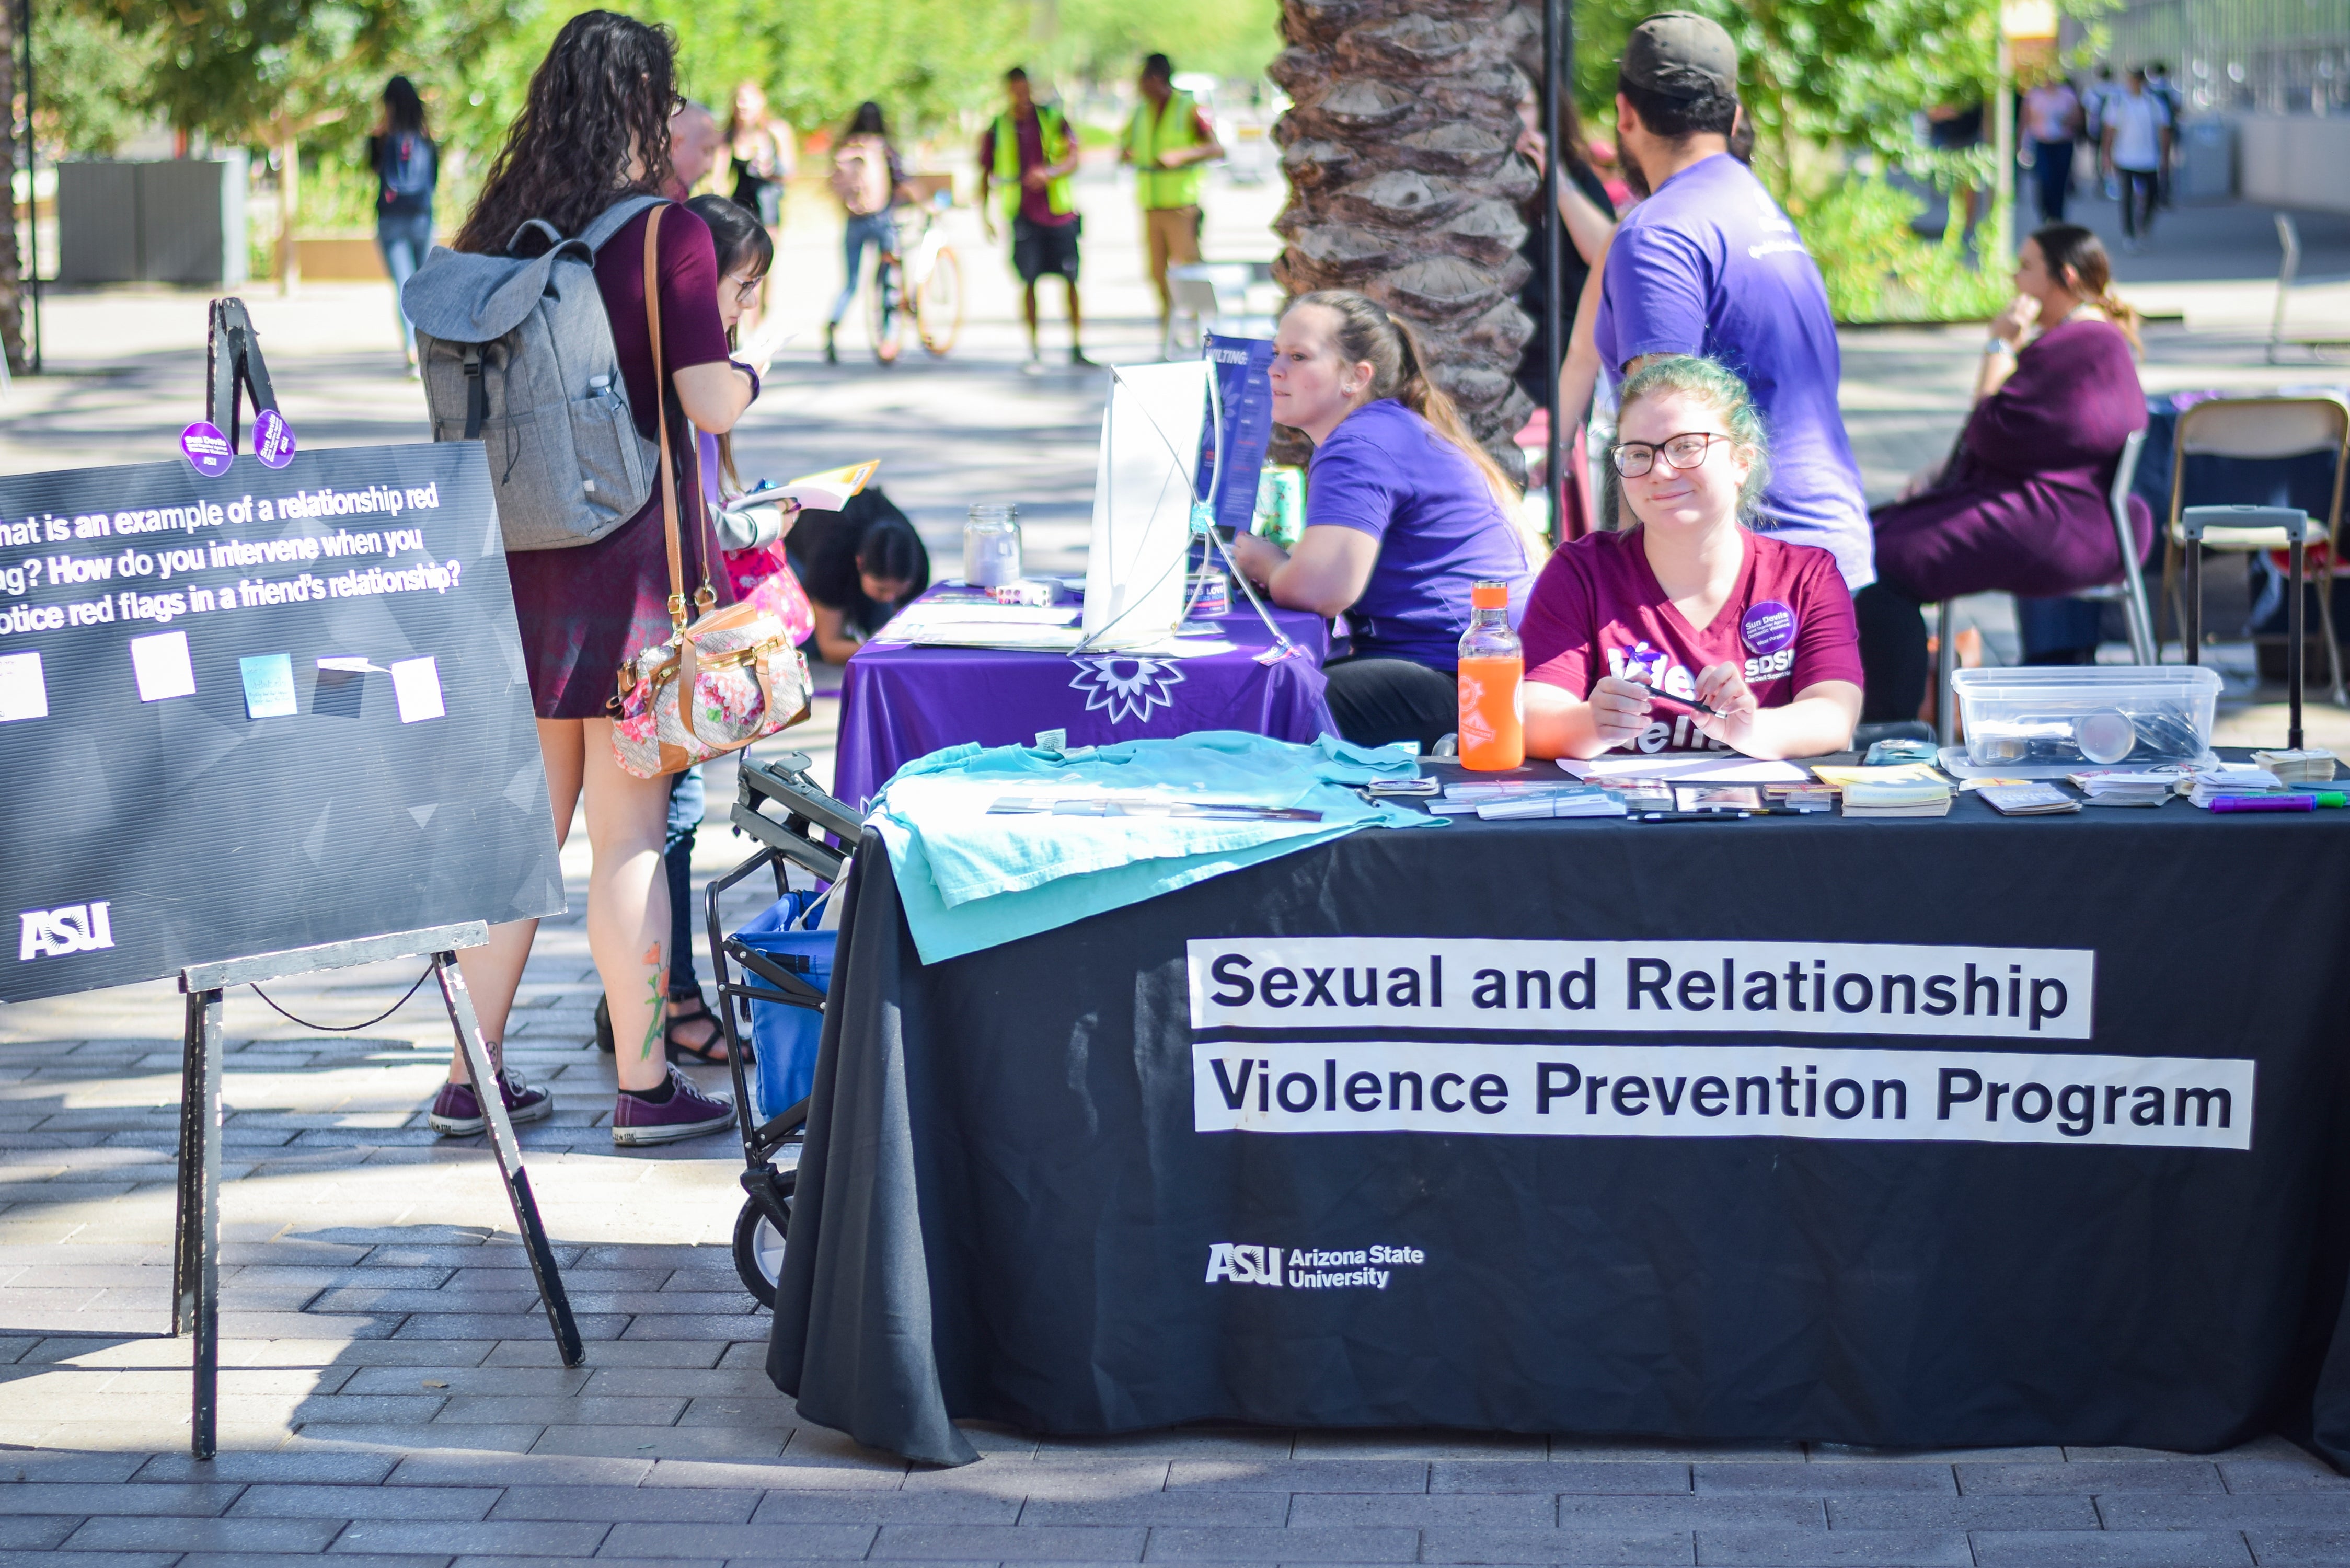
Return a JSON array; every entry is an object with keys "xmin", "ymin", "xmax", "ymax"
[
  {"xmin": 2155, "ymin": 395, "xmax": 2349, "ymax": 717},
  {"xmin": 1934, "ymin": 425, "xmax": 2157, "ymax": 745}
]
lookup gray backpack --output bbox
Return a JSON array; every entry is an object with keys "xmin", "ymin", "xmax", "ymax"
[{"xmin": 402, "ymin": 195, "xmax": 664, "ymax": 552}]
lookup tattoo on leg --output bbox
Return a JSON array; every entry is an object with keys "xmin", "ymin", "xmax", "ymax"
[{"xmin": 639, "ymin": 943, "xmax": 667, "ymax": 1062}]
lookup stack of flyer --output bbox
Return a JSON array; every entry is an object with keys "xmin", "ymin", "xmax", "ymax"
[
  {"xmin": 2254, "ymin": 748, "xmax": 2338, "ymax": 784},
  {"xmin": 2070, "ymin": 769, "xmax": 2182, "ymax": 808},
  {"xmin": 1840, "ymin": 776, "xmax": 1954, "ymax": 817},
  {"xmin": 2187, "ymin": 764, "xmax": 2283, "ymax": 809},
  {"xmin": 1429, "ymin": 781, "xmax": 1628, "ymax": 820}
]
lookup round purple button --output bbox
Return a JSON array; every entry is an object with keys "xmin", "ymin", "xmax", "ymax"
[
  {"xmin": 253, "ymin": 408, "xmax": 297, "ymax": 469},
  {"xmin": 179, "ymin": 421, "xmax": 234, "ymax": 478},
  {"xmin": 1741, "ymin": 600, "xmax": 1798, "ymax": 655}
]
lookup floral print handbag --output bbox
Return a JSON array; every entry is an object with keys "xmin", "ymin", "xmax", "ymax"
[{"xmin": 608, "ymin": 205, "xmax": 811, "ymax": 780}]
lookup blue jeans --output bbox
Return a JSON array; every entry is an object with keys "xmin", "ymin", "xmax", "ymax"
[
  {"xmin": 376, "ymin": 212, "xmax": 434, "ymax": 355},
  {"xmin": 830, "ymin": 212, "xmax": 897, "ymax": 325},
  {"xmin": 664, "ymin": 765, "xmax": 705, "ymax": 995}
]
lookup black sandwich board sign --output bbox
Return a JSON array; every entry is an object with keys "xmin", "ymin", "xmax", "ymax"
[
  {"xmin": 0, "ymin": 437, "xmax": 562, "ymax": 1000},
  {"xmin": 0, "ymin": 300, "xmax": 577, "ymax": 1459}
]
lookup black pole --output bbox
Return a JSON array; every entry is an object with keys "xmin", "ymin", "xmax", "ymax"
[
  {"xmin": 20, "ymin": 0, "xmax": 37, "ymax": 373},
  {"xmin": 1541, "ymin": 0, "xmax": 1565, "ymax": 545}
]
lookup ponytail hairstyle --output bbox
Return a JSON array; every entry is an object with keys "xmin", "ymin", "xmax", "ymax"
[
  {"xmin": 1614, "ymin": 354, "xmax": 1771, "ymax": 522},
  {"xmin": 2030, "ymin": 223, "xmax": 2141, "ymax": 353},
  {"xmin": 1285, "ymin": 289, "xmax": 1521, "ymax": 508},
  {"xmin": 684, "ymin": 194, "xmax": 774, "ymax": 492}
]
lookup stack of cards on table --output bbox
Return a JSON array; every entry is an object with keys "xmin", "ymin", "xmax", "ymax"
[
  {"xmin": 2188, "ymin": 763, "xmax": 2283, "ymax": 809},
  {"xmin": 1766, "ymin": 784, "xmax": 1837, "ymax": 812},
  {"xmin": 1364, "ymin": 775, "xmax": 1438, "ymax": 798},
  {"xmin": 2070, "ymin": 768, "xmax": 2182, "ymax": 806},
  {"xmin": 1977, "ymin": 782, "xmax": 2082, "ymax": 815},
  {"xmin": 1840, "ymin": 776, "xmax": 1954, "ymax": 817},
  {"xmin": 1430, "ymin": 781, "xmax": 1627, "ymax": 820},
  {"xmin": 2254, "ymin": 748, "xmax": 2339, "ymax": 785}
]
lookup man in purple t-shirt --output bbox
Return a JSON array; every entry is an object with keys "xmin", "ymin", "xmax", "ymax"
[{"xmin": 1593, "ymin": 13, "xmax": 1874, "ymax": 591}]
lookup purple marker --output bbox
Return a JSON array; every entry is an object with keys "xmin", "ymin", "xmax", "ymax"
[{"xmin": 2210, "ymin": 794, "xmax": 2314, "ymax": 813}]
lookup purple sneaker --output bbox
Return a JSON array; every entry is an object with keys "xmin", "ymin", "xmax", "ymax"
[
  {"xmin": 428, "ymin": 1069, "xmax": 555, "ymax": 1137},
  {"xmin": 612, "ymin": 1065, "xmax": 736, "ymax": 1147}
]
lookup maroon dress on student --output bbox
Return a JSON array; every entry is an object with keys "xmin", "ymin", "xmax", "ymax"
[
  {"xmin": 1870, "ymin": 317, "xmax": 2149, "ymax": 601},
  {"xmin": 506, "ymin": 202, "xmax": 737, "ymax": 719}
]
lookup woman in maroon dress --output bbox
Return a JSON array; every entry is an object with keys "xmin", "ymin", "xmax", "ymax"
[
  {"xmin": 1854, "ymin": 224, "xmax": 2149, "ymax": 720},
  {"xmin": 432, "ymin": 11, "xmax": 759, "ymax": 1147}
]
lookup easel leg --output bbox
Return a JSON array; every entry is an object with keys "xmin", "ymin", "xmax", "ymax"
[
  {"xmin": 432, "ymin": 953, "xmax": 582, "ymax": 1367},
  {"xmin": 172, "ymin": 988, "xmax": 221, "ymax": 1460}
]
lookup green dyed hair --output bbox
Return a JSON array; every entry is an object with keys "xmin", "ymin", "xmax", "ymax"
[{"xmin": 1614, "ymin": 354, "xmax": 1771, "ymax": 522}]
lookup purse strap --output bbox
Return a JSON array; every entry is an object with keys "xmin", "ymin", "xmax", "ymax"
[{"xmin": 642, "ymin": 205, "xmax": 724, "ymax": 635}]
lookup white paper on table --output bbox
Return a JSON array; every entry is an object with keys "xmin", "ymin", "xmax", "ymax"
[
  {"xmin": 389, "ymin": 655, "xmax": 446, "ymax": 723},
  {"xmin": 128, "ymin": 630, "xmax": 197, "ymax": 702},
  {"xmin": 1557, "ymin": 753, "xmax": 1813, "ymax": 784},
  {"xmin": 0, "ymin": 650, "xmax": 47, "ymax": 723},
  {"xmin": 898, "ymin": 626, "xmax": 1087, "ymax": 653},
  {"xmin": 317, "ymin": 655, "xmax": 390, "ymax": 673}
]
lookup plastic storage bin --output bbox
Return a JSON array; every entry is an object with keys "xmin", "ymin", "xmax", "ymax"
[
  {"xmin": 1951, "ymin": 665, "xmax": 2221, "ymax": 771},
  {"xmin": 731, "ymin": 893, "xmax": 835, "ymax": 1122}
]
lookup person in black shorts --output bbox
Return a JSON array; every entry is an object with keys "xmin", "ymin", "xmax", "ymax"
[{"xmin": 979, "ymin": 67, "xmax": 1090, "ymax": 373}]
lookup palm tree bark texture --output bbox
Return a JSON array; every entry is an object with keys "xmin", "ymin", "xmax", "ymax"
[
  {"xmin": 1271, "ymin": 0, "xmax": 1540, "ymax": 478},
  {"xmin": 0, "ymin": 0, "xmax": 23, "ymax": 376}
]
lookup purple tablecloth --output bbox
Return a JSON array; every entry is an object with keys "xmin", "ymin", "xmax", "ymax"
[{"xmin": 832, "ymin": 594, "xmax": 1334, "ymax": 809}]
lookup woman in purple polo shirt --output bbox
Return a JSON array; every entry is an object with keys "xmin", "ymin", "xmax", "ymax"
[{"xmin": 1228, "ymin": 290, "xmax": 1535, "ymax": 750}]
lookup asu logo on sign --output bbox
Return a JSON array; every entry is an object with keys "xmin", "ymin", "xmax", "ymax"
[
  {"xmin": 18, "ymin": 902, "xmax": 114, "ymax": 961},
  {"xmin": 1204, "ymin": 1243, "xmax": 1283, "ymax": 1286}
]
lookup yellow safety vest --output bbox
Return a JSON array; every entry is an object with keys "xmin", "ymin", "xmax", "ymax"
[
  {"xmin": 990, "ymin": 105, "xmax": 1075, "ymax": 221},
  {"xmin": 1126, "ymin": 90, "xmax": 1205, "ymax": 211}
]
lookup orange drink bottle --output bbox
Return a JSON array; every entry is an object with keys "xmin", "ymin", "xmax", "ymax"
[{"xmin": 1456, "ymin": 580, "xmax": 1524, "ymax": 771}]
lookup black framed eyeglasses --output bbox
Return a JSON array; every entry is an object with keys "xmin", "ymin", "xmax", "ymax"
[{"xmin": 1609, "ymin": 431, "xmax": 1730, "ymax": 478}]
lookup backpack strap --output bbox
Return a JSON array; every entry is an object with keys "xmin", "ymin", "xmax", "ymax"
[
  {"xmin": 581, "ymin": 193, "xmax": 665, "ymax": 255},
  {"xmin": 501, "ymin": 218, "xmax": 569, "ymax": 258},
  {"xmin": 462, "ymin": 345, "xmax": 486, "ymax": 440}
]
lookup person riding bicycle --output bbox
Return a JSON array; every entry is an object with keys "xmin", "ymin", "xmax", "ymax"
[{"xmin": 824, "ymin": 101, "xmax": 909, "ymax": 365}]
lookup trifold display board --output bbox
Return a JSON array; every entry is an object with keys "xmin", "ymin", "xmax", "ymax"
[{"xmin": 0, "ymin": 441, "xmax": 562, "ymax": 1004}]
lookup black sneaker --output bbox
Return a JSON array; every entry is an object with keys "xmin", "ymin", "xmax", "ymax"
[{"xmin": 428, "ymin": 1069, "xmax": 555, "ymax": 1137}]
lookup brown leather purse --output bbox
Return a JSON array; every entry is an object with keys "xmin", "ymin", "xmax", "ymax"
[{"xmin": 607, "ymin": 203, "xmax": 811, "ymax": 779}]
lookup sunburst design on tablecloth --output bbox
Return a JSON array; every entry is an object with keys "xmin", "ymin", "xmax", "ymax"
[{"xmin": 1068, "ymin": 655, "xmax": 1187, "ymax": 725}]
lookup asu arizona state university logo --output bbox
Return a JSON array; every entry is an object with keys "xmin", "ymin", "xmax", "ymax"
[{"xmin": 18, "ymin": 902, "xmax": 114, "ymax": 960}]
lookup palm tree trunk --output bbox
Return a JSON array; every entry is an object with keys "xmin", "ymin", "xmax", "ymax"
[
  {"xmin": 1271, "ymin": 0, "xmax": 1540, "ymax": 475},
  {"xmin": 0, "ymin": 0, "xmax": 25, "ymax": 377}
]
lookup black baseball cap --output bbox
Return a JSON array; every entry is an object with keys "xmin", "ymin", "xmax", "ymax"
[{"xmin": 1621, "ymin": 11, "xmax": 1740, "ymax": 100}]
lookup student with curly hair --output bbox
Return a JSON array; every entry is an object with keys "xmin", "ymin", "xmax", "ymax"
[{"xmin": 434, "ymin": 10, "xmax": 757, "ymax": 1148}]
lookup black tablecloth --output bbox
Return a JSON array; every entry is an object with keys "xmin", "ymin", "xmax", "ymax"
[{"xmin": 767, "ymin": 765, "xmax": 2350, "ymax": 1467}]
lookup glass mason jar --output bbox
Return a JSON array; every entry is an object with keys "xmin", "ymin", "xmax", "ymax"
[{"xmin": 963, "ymin": 503, "xmax": 1022, "ymax": 588}]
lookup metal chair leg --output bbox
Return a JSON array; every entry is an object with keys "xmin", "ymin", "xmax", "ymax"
[
  {"xmin": 2289, "ymin": 536, "xmax": 2307, "ymax": 752},
  {"xmin": 1936, "ymin": 599, "xmax": 1959, "ymax": 748},
  {"xmin": 172, "ymin": 988, "xmax": 221, "ymax": 1460},
  {"xmin": 2318, "ymin": 559, "xmax": 2347, "ymax": 706}
]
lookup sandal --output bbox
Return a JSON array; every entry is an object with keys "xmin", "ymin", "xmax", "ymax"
[
  {"xmin": 594, "ymin": 990, "xmax": 746, "ymax": 1066},
  {"xmin": 663, "ymin": 988, "xmax": 742, "ymax": 1066}
]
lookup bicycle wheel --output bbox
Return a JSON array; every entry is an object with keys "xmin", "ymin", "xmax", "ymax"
[
  {"xmin": 867, "ymin": 253, "xmax": 905, "ymax": 364},
  {"xmin": 917, "ymin": 246, "xmax": 965, "ymax": 358}
]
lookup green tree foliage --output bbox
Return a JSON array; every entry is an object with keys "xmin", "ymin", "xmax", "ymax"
[
  {"xmin": 1046, "ymin": 0, "xmax": 1284, "ymax": 87},
  {"xmin": 28, "ymin": 0, "xmax": 160, "ymax": 157}
]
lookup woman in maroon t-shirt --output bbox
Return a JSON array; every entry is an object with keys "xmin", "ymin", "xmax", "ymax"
[
  {"xmin": 1522, "ymin": 356, "xmax": 1863, "ymax": 761},
  {"xmin": 432, "ymin": 13, "xmax": 759, "ymax": 1148}
]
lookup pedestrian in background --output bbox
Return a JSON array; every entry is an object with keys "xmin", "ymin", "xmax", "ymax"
[
  {"xmin": 727, "ymin": 81, "xmax": 794, "ymax": 333},
  {"xmin": 665, "ymin": 99, "xmax": 722, "ymax": 201},
  {"xmin": 2147, "ymin": 62, "xmax": 2184, "ymax": 207},
  {"xmin": 2100, "ymin": 69, "xmax": 2170, "ymax": 251},
  {"xmin": 1514, "ymin": 86, "xmax": 1618, "ymax": 544},
  {"xmin": 824, "ymin": 101, "xmax": 908, "ymax": 365},
  {"xmin": 2021, "ymin": 70, "xmax": 2083, "ymax": 224},
  {"xmin": 1120, "ymin": 53, "xmax": 1222, "ymax": 354},
  {"xmin": 368, "ymin": 76, "xmax": 436, "ymax": 375},
  {"xmin": 980, "ymin": 68, "xmax": 1089, "ymax": 373}
]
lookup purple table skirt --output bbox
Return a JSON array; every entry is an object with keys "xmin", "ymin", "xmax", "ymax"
[{"xmin": 832, "ymin": 597, "xmax": 1334, "ymax": 809}]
